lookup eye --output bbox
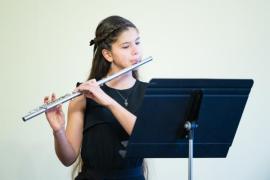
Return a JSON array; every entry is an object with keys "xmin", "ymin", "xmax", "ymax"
[
  {"xmin": 135, "ymin": 41, "xmax": 141, "ymax": 45},
  {"xmin": 122, "ymin": 45, "xmax": 129, "ymax": 49}
]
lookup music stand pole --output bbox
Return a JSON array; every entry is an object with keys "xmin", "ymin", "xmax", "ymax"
[{"xmin": 185, "ymin": 121, "xmax": 198, "ymax": 180}]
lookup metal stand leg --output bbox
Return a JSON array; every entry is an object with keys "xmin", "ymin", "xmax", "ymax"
[{"xmin": 185, "ymin": 121, "xmax": 197, "ymax": 180}]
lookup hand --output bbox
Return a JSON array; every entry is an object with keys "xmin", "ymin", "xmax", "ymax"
[
  {"xmin": 75, "ymin": 79, "xmax": 115, "ymax": 107},
  {"xmin": 44, "ymin": 93, "xmax": 65, "ymax": 133}
]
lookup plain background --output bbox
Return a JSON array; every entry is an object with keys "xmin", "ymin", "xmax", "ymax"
[{"xmin": 1, "ymin": 0, "xmax": 269, "ymax": 179}]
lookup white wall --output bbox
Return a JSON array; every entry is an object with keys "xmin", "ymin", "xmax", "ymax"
[{"xmin": 0, "ymin": 0, "xmax": 269, "ymax": 179}]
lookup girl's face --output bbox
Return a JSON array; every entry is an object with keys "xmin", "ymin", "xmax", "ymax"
[{"xmin": 104, "ymin": 27, "xmax": 142, "ymax": 73}]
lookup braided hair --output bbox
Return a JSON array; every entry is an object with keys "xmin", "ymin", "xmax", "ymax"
[{"xmin": 88, "ymin": 15, "xmax": 139, "ymax": 81}]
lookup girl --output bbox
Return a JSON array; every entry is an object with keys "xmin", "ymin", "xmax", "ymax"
[{"xmin": 44, "ymin": 15, "xmax": 148, "ymax": 180}]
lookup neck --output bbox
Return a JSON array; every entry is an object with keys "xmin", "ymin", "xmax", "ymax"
[{"xmin": 105, "ymin": 71, "xmax": 136, "ymax": 89}]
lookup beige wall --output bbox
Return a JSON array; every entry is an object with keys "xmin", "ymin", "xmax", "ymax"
[{"xmin": 0, "ymin": 0, "xmax": 269, "ymax": 179}]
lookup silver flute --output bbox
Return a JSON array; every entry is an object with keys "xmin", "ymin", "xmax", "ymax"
[{"xmin": 22, "ymin": 56, "xmax": 153, "ymax": 121}]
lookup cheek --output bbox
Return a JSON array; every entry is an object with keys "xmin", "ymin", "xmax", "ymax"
[
  {"xmin": 114, "ymin": 49, "xmax": 129, "ymax": 58},
  {"xmin": 138, "ymin": 46, "xmax": 143, "ymax": 54},
  {"xmin": 112, "ymin": 51, "xmax": 124, "ymax": 60}
]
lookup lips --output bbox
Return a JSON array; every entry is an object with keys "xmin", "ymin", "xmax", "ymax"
[{"xmin": 131, "ymin": 60, "xmax": 138, "ymax": 64}]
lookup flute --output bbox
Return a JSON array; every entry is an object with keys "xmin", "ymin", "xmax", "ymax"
[{"xmin": 22, "ymin": 56, "xmax": 153, "ymax": 121}]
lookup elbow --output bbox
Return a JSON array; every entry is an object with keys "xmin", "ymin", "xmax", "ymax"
[
  {"xmin": 62, "ymin": 162, "xmax": 72, "ymax": 167},
  {"xmin": 58, "ymin": 154, "xmax": 77, "ymax": 167},
  {"xmin": 61, "ymin": 158, "xmax": 76, "ymax": 167},
  {"xmin": 56, "ymin": 149, "xmax": 78, "ymax": 167}
]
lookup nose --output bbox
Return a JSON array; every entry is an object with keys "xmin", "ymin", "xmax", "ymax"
[{"xmin": 131, "ymin": 44, "xmax": 139, "ymax": 56}]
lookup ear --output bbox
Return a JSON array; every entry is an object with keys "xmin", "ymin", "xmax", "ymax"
[{"xmin": 102, "ymin": 49, "xmax": 113, "ymax": 63}]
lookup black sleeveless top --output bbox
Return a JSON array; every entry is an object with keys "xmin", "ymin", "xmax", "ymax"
[{"xmin": 80, "ymin": 80, "xmax": 148, "ymax": 174}]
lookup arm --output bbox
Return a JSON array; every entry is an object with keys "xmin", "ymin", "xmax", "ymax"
[
  {"xmin": 106, "ymin": 99, "xmax": 136, "ymax": 135},
  {"xmin": 76, "ymin": 79, "xmax": 136, "ymax": 135},
  {"xmin": 44, "ymin": 94, "xmax": 85, "ymax": 166}
]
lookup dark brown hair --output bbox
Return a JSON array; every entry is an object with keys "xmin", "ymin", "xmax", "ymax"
[{"xmin": 87, "ymin": 15, "xmax": 139, "ymax": 81}]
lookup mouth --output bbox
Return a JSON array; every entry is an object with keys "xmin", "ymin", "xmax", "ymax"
[{"xmin": 131, "ymin": 60, "xmax": 139, "ymax": 64}]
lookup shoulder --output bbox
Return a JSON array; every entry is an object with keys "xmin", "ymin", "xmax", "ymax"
[
  {"xmin": 132, "ymin": 79, "xmax": 148, "ymax": 97},
  {"xmin": 136, "ymin": 79, "xmax": 149, "ymax": 89},
  {"xmin": 136, "ymin": 79, "xmax": 148, "ymax": 85}
]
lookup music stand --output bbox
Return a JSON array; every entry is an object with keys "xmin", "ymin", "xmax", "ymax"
[{"xmin": 120, "ymin": 78, "xmax": 253, "ymax": 180}]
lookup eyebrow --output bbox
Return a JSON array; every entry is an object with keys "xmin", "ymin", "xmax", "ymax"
[{"xmin": 120, "ymin": 37, "xmax": 140, "ymax": 46}]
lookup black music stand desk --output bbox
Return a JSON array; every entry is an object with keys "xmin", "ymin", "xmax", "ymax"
[{"xmin": 120, "ymin": 78, "xmax": 253, "ymax": 180}]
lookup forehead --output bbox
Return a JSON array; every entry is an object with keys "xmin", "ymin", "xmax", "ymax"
[{"xmin": 114, "ymin": 27, "xmax": 139, "ymax": 43}]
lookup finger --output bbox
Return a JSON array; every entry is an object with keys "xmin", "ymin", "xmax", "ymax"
[
  {"xmin": 78, "ymin": 84, "xmax": 90, "ymax": 92},
  {"xmin": 91, "ymin": 80, "xmax": 100, "ymax": 88},
  {"xmin": 44, "ymin": 96, "xmax": 49, "ymax": 103},
  {"xmin": 56, "ymin": 104, "xmax": 62, "ymax": 110},
  {"xmin": 85, "ymin": 79, "xmax": 97, "ymax": 85},
  {"xmin": 89, "ymin": 79, "xmax": 96, "ymax": 83},
  {"xmin": 89, "ymin": 79, "xmax": 98, "ymax": 85},
  {"xmin": 58, "ymin": 108, "xmax": 64, "ymax": 117},
  {"xmin": 52, "ymin": 93, "xmax": 56, "ymax": 101},
  {"xmin": 73, "ymin": 87, "xmax": 79, "ymax": 93},
  {"xmin": 74, "ymin": 83, "xmax": 86, "ymax": 92},
  {"xmin": 54, "ymin": 105, "xmax": 62, "ymax": 114}
]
